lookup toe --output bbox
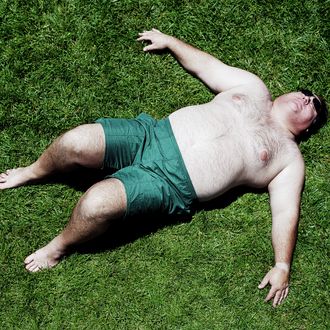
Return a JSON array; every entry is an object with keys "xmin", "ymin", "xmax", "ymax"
[
  {"xmin": 24, "ymin": 253, "xmax": 35, "ymax": 265},
  {"xmin": 30, "ymin": 265, "xmax": 42, "ymax": 273},
  {"xmin": 26, "ymin": 263, "xmax": 37, "ymax": 272},
  {"xmin": 26, "ymin": 261, "xmax": 44, "ymax": 272}
]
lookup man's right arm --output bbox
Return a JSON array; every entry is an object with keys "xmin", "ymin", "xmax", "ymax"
[
  {"xmin": 259, "ymin": 156, "xmax": 305, "ymax": 307},
  {"xmin": 137, "ymin": 28, "xmax": 266, "ymax": 93}
]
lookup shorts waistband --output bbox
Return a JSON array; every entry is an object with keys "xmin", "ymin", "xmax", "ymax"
[{"xmin": 159, "ymin": 117, "xmax": 198, "ymax": 202}]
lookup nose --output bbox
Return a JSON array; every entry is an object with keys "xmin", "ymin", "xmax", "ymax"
[
  {"xmin": 302, "ymin": 95, "xmax": 309, "ymax": 105},
  {"xmin": 302, "ymin": 94, "xmax": 313, "ymax": 106}
]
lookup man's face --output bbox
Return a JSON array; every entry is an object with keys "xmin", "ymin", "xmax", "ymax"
[{"xmin": 274, "ymin": 91, "xmax": 319, "ymax": 133}]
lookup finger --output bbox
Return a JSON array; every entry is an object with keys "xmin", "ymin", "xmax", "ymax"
[
  {"xmin": 137, "ymin": 34, "xmax": 149, "ymax": 41},
  {"xmin": 258, "ymin": 276, "xmax": 269, "ymax": 289},
  {"xmin": 137, "ymin": 30, "xmax": 152, "ymax": 38},
  {"xmin": 277, "ymin": 289, "xmax": 285, "ymax": 305},
  {"xmin": 284, "ymin": 287, "xmax": 289, "ymax": 299},
  {"xmin": 143, "ymin": 45, "xmax": 157, "ymax": 52},
  {"xmin": 273, "ymin": 294, "xmax": 280, "ymax": 308},
  {"xmin": 265, "ymin": 287, "xmax": 276, "ymax": 302},
  {"xmin": 273, "ymin": 290, "xmax": 282, "ymax": 307},
  {"xmin": 279, "ymin": 290, "xmax": 285, "ymax": 305}
]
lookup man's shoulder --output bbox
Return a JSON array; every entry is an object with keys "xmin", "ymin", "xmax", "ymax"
[
  {"xmin": 287, "ymin": 149, "xmax": 305, "ymax": 171},
  {"xmin": 212, "ymin": 83, "xmax": 272, "ymax": 111},
  {"xmin": 268, "ymin": 144, "xmax": 305, "ymax": 191},
  {"xmin": 226, "ymin": 81, "xmax": 271, "ymax": 99},
  {"xmin": 277, "ymin": 142, "xmax": 305, "ymax": 176}
]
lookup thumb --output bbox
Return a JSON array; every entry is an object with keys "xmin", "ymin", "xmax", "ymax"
[
  {"xmin": 143, "ymin": 44, "xmax": 156, "ymax": 52},
  {"xmin": 258, "ymin": 274, "xmax": 269, "ymax": 289}
]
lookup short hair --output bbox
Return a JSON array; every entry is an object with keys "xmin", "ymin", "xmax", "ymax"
[{"xmin": 300, "ymin": 93, "xmax": 328, "ymax": 141}]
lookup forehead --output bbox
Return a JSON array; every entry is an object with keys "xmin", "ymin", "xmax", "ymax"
[
  {"xmin": 279, "ymin": 92, "xmax": 300, "ymax": 99},
  {"xmin": 282, "ymin": 91, "xmax": 319, "ymax": 100}
]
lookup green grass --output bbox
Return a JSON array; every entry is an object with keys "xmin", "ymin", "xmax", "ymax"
[{"xmin": 0, "ymin": 0, "xmax": 329, "ymax": 329}]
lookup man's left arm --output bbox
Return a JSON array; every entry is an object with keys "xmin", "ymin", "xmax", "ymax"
[
  {"xmin": 259, "ymin": 157, "xmax": 305, "ymax": 307},
  {"xmin": 137, "ymin": 28, "xmax": 267, "ymax": 94}
]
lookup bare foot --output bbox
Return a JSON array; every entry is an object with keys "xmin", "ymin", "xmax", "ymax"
[
  {"xmin": 0, "ymin": 167, "xmax": 37, "ymax": 190},
  {"xmin": 24, "ymin": 237, "xmax": 66, "ymax": 272}
]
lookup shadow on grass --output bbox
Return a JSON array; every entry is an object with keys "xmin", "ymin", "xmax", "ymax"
[
  {"xmin": 51, "ymin": 168, "xmax": 266, "ymax": 255},
  {"xmin": 50, "ymin": 167, "xmax": 113, "ymax": 192}
]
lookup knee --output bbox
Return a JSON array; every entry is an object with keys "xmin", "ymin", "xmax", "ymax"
[
  {"xmin": 78, "ymin": 191, "xmax": 106, "ymax": 221},
  {"xmin": 59, "ymin": 126, "xmax": 87, "ymax": 159},
  {"xmin": 77, "ymin": 181, "xmax": 126, "ymax": 221},
  {"xmin": 57, "ymin": 124, "xmax": 104, "ymax": 167}
]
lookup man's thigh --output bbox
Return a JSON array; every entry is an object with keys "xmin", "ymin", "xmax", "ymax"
[
  {"xmin": 96, "ymin": 117, "xmax": 147, "ymax": 170},
  {"xmin": 111, "ymin": 165, "xmax": 192, "ymax": 218}
]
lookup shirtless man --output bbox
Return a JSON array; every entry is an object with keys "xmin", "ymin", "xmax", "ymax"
[{"xmin": 0, "ymin": 29, "xmax": 327, "ymax": 307}]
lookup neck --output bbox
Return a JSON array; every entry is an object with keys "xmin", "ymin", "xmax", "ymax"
[{"xmin": 270, "ymin": 103, "xmax": 297, "ymax": 140}]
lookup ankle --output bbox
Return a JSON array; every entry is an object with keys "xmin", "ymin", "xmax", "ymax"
[
  {"xmin": 50, "ymin": 235, "xmax": 69, "ymax": 255},
  {"xmin": 28, "ymin": 163, "xmax": 49, "ymax": 180}
]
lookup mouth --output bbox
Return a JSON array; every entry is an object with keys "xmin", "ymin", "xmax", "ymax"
[{"xmin": 292, "ymin": 99, "xmax": 304, "ymax": 112}]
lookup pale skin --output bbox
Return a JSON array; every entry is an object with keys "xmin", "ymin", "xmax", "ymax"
[{"xmin": 0, "ymin": 29, "xmax": 319, "ymax": 307}]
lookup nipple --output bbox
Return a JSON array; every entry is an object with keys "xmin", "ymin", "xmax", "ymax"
[
  {"xmin": 232, "ymin": 94, "xmax": 243, "ymax": 102},
  {"xmin": 260, "ymin": 150, "xmax": 269, "ymax": 162}
]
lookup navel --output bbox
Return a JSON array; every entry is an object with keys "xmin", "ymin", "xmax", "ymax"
[{"xmin": 260, "ymin": 149, "xmax": 269, "ymax": 162}]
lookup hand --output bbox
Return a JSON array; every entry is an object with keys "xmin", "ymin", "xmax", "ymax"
[
  {"xmin": 258, "ymin": 266, "xmax": 289, "ymax": 307},
  {"xmin": 137, "ymin": 28, "xmax": 172, "ymax": 52}
]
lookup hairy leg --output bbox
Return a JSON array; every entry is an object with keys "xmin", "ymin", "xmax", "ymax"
[
  {"xmin": 24, "ymin": 178, "xmax": 126, "ymax": 272},
  {"xmin": 0, "ymin": 123, "xmax": 105, "ymax": 190}
]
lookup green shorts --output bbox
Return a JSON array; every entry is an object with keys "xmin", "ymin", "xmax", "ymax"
[{"xmin": 96, "ymin": 113, "xmax": 197, "ymax": 218}]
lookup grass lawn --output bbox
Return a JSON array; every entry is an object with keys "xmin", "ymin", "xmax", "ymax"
[{"xmin": 0, "ymin": 0, "xmax": 329, "ymax": 329}]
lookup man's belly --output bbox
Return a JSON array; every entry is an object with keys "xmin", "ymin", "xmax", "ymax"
[
  {"xmin": 168, "ymin": 110, "xmax": 244, "ymax": 200},
  {"xmin": 176, "ymin": 141, "xmax": 246, "ymax": 201},
  {"xmin": 169, "ymin": 112, "xmax": 273, "ymax": 201}
]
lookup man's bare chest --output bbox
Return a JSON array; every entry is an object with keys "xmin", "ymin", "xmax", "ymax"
[{"xmin": 169, "ymin": 104, "xmax": 290, "ymax": 199}]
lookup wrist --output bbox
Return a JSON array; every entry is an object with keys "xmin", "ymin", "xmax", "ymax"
[
  {"xmin": 167, "ymin": 36, "xmax": 179, "ymax": 50},
  {"xmin": 275, "ymin": 262, "xmax": 290, "ymax": 272}
]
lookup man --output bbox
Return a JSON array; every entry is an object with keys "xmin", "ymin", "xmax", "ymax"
[{"xmin": 0, "ymin": 29, "xmax": 327, "ymax": 307}]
